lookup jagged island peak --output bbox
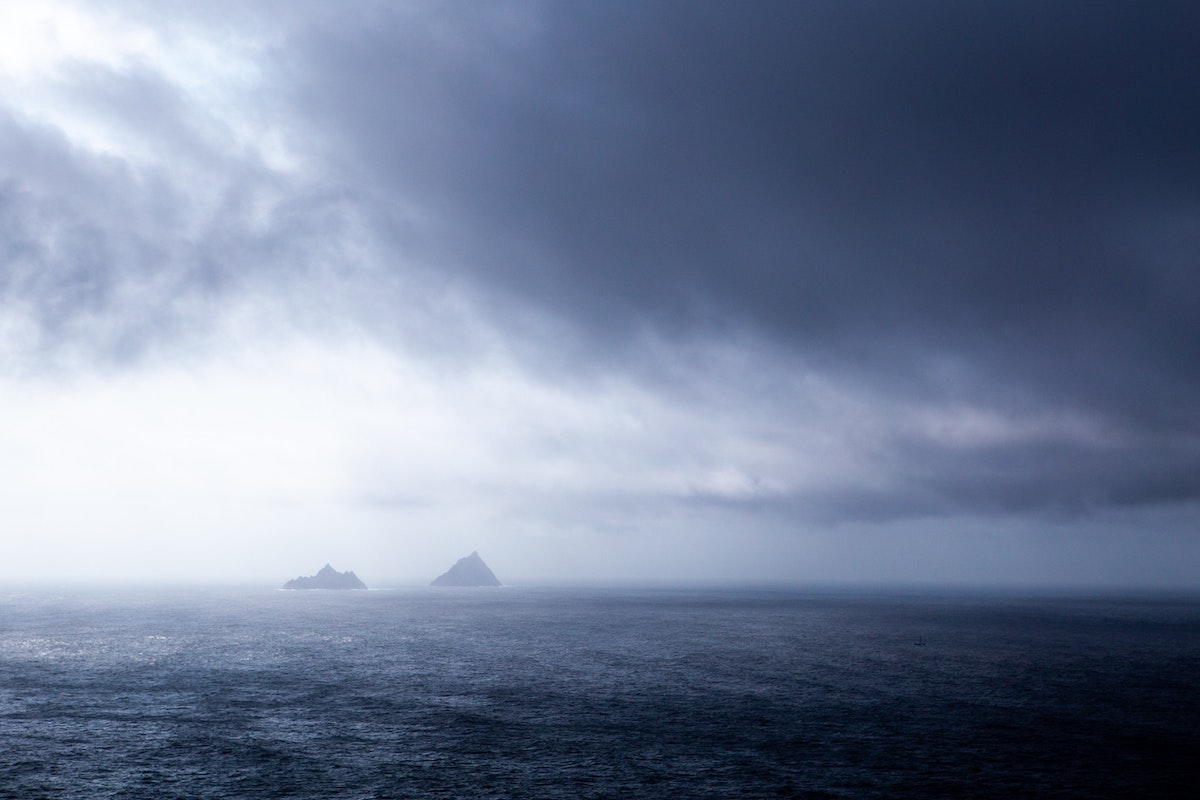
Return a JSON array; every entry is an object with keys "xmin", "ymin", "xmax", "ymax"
[
  {"xmin": 431, "ymin": 551, "xmax": 501, "ymax": 587},
  {"xmin": 282, "ymin": 563, "xmax": 368, "ymax": 590}
]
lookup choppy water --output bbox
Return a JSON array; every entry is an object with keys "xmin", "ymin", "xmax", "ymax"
[{"xmin": 1, "ymin": 587, "xmax": 1197, "ymax": 798}]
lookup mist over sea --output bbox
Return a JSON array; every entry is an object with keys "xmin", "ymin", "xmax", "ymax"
[{"xmin": 1, "ymin": 587, "xmax": 1196, "ymax": 798}]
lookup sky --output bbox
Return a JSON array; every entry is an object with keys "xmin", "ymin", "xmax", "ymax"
[{"xmin": 1, "ymin": 0, "xmax": 1197, "ymax": 587}]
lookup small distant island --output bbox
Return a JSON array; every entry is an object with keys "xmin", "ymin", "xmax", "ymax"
[
  {"xmin": 431, "ymin": 551, "xmax": 501, "ymax": 587},
  {"xmin": 282, "ymin": 564, "xmax": 368, "ymax": 590}
]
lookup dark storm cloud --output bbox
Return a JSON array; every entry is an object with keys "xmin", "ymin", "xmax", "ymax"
[
  {"xmin": 865, "ymin": 432, "xmax": 1200, "ymax": 522},
  {"xmin": 284, "ymin": 0, "xmax": 1200, "ymax": 517},
  {"xmin": 292, "ymin": 2, "xmax": 1199, "ymax": 387}
]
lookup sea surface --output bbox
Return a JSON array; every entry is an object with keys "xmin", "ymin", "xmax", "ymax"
[{"xmin": 1, "ymin": 586, "xmax": 1197, "ymax": 798}]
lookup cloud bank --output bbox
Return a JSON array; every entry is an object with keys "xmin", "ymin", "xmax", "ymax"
[{"xmin": 1, "ymin": 1, "xmax": 1197, "ymax": 584}]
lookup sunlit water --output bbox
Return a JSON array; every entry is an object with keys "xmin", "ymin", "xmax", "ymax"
[{"xmin": 1, "ymin": 587, "xmax": 1197, "ymax": 798}]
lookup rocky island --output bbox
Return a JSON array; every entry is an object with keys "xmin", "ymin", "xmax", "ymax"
[
  {"xmin": 282, "ymin": 564, "xmax": 368, "ymax": 590},
  {"xmin": 431, "ymin": 551, "xmax": 501, "ymax": 587}
]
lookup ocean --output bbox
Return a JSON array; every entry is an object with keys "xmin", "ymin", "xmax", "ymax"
[{"xmin": 0, "ymin": 586, "xmax": 1196, "ymax": 798}]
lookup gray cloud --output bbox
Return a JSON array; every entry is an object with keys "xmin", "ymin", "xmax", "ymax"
[{"xmin": 0, "ymin": 67, "xmax": 355, "ymax": 367}]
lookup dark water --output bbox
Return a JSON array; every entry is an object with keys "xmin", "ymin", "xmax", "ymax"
[{"xmin": 1, "ymin": 587, "xmax": 1197, "ymax": 799}]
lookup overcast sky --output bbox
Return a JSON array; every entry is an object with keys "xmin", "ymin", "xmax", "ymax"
[{"xmin": 1, "ymin": 0, "xmax": 1197, "ymax": 587}]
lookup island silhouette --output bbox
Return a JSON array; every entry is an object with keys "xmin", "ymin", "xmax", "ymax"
[
  {"xmin": 282, "ymin": 564, "xmax": 367, "ymax": 590},
  {"xmin": 431, "ymin": 551, "xmax": 501, "ymax": 586}
]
